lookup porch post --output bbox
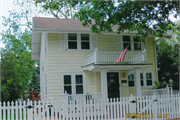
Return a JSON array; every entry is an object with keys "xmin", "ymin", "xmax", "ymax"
[
  {"xmin": 101, "ymin": 69, "xmax": 107, "ymax": 100},
  {"xmin": 134, "ymin": 68, "xmax": 141, "ymax": 96}
]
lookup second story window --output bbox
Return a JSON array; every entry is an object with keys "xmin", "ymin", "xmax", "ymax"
[
  {"xmin": 122, "ymin": 35, "xmax": 142, "ymax": 51},
  {"xmin": 123, "ymin": 36, "xmax": 131, "ymax": 50},
  {"xmin": 67, "ymin": 33, "xmax": 90, "ymax": 50},
  {"xmin": 68, "ymin": 33, "xmax": 77, "ymax": 49},
  {"xmin": 81, "ymin": 34, "xmax": 90, "ymax": 49},
  {"xmin": 134, "ymin": 36, "xmax": 141, "ymax": 50}
]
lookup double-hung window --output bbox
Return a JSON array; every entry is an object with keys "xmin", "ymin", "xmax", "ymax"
[
  {"xmin": 128, "ymin": 73, "xmax": 134, "ymax": 87},
  {"xmin": 75, "ymin": 75, "xmax": 83, "ymax": 94},
  {"xmin": 68, "ymin": 33, "xmax": 77, "ymax": 49},
  {"xmin": 146, "ymin": 73, "xmax": 153, "ymax": 86},
  {"xmin": 68, "ymin": 33, "xmax": 90, "ymax": 50},
  {"xmin": 81, "ymin": 34, "xmax": 90, "ymax": 49},
  {"xmin": 122, "ymin": 35, "xmax": 142, "ymax": 51},
  {"xmin": 123, "ymin": 36, "xmax": 131, "ymax": 50},
  {"xmin": 134, "ymin": 36, "xmax": 141, "ymax": 50},
  {"xmin": 128, "ymin": 72, "xmax": 153, "ymax": 87},
  {"xmin": 62, "ymin": 73, "xmax": 85, "ymax": 95},
  {"xmin": 64, "ymin": 75, "xmax": 72, "ymax": 94}
]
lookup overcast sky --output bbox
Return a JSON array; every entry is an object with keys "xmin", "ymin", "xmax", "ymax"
[{"xmin": 0, "ymin": 0, "xmax": 180, "ymax": 48}]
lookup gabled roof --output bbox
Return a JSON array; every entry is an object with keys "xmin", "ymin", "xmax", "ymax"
[{"xmin": 33, "ymin": 17, "xmax": 92, "ymax": 31}]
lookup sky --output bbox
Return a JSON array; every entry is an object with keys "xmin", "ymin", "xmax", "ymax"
[
  {"xmin": 0, "ymin": 0, "xmax": 17, "ymax": 48},
  {"xmin": 0, "ymin": 0, "xmax": 180, "ymax": 48}
]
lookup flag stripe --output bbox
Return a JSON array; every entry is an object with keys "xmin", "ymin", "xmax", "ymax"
[{"xmin": 114, "ymin": 44, "xmax": 129, "ymax": 63}]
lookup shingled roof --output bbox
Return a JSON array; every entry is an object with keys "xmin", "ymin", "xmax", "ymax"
[{"xmin": 33, "ymin": 17, "xmax": 93, "ymax": 31}]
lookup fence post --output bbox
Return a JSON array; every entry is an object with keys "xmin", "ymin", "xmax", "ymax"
[
  {"xmin": 129, "ymin": 94, "xmax": 136, "ymax": 116},
  {"xmin": 152, "ymin": 93, "xmax": 157, "ymax": 118},
  {"xmin": 94, "ymin": 48, "xmax": 99, "ymax": 64},
  {"xmin": 170, "ymin": 87, "xmax": 173, "ymax": 95},
  {"xmin": 167, "ymin": 85, "xmax": 170, "ymax": 97}
]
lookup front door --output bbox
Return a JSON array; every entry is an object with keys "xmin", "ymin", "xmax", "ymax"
[{"xmin": 107, "ymin": 72, "xmax": 120, "ymax": 99}]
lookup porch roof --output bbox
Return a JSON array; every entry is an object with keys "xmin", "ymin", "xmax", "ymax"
[{"xmin": 82, "ymin": 63, "xmax": 152, "ymax": 71}]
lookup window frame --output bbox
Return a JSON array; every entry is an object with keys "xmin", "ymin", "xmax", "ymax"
[
  {"xmin": 67, "ymin": 33, "xmax": 91, "ymax": 51},
  {"xmin": 128, "ymin": 73, "xmax": 134, "ymax": 87},
  {"xmin": 122, "ymin": 35, "xmax": 143, "ymax": 51},
  {"xmin": 61, "ymin": 73, "xmax": 86, "ymax": 95},
  {"xmin": 128, "ymin": 71, "xmax": 154, "ymax": 88},
  {"xmin": 81, "ymin": 34, "xmax": 90, "ymax": 49},
  {"xmin": 133, "ymin": 36, "xmax": 142, "ymax": 50},
  {"xmin": 123, "ymin": 36, "xmax": 131, "ymax": 50},
  {"xmin": 68, "ymin": 33, "xmax": 77, "ymax": 49},
  {"xmin": 146, "ymin": 72, "xmax": 153, "ymax": 86}
]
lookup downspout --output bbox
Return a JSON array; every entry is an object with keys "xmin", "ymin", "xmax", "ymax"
[{"xmin": 154, "ymin": 38, "xmax": 162, "ymax": 82}]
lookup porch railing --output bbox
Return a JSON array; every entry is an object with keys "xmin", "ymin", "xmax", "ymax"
[{"xmin": 85, "ymin": 49, "xmax": 147, "ymax": 65}]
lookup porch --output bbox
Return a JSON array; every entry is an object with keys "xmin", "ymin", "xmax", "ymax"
[{"xmin": 85, "ymin": 49, "xmax": 147, "ymax": 65}]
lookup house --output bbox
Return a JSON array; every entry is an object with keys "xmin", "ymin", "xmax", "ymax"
[{"xmin": 31, "ymin": 17, "xmax": 170, "ymax": 101}]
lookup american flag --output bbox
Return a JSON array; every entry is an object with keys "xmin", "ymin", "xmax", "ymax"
[{"xmin": 114, "ymin": 44, "xmax": 130, "ymax": 63}]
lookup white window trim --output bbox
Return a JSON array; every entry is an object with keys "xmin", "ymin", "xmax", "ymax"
[
  {"xmin": 61, "ymin": 72, "xmax": 86, "ymax": 95},
  {"xmin": 66, "ymin": 33, "xmax": 93, "ymax": 51},
  {"xmin": 128, "ymin": 71, "xmax": 154, "ymax": 89}
]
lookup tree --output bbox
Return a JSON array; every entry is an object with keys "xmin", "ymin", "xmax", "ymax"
[
  {"xmin": 74, "ymin": 1, "xmax": 179, "ymax": 38},
  {"xmin": 34, "ymin": 0, "xmax": 79, "ymax": 19},
  {"xmin": 1, "ymin": 11, "xmax": 39, "ymax": 101},
  {"xmin": 26, "ymin": 62, "xmax": 40, "ymax": 93},
  {"xmin": 1, "ymin": 51, "xmax": 23, "ymax": 101},
  {"xmin": 156, "ymin": 38, "xmax": 179, "ymax": 90},
  {"xmin": 13, "ymin": 0, "xmax": 79, "ymax": 21}
]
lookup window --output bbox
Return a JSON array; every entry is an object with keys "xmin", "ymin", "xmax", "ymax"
[
  {"xmin": 67, "ymin": 33, "xmax": 90, "ymax": 50},
  {"xmin": 122, "ymin": 36, "xmax": 142, "ymax": 51},
  {"xmin": 146, "ymin": 73, "xmax": 152, "ymax": 86},
  {"xmin": 68, "ymin": 33, "xmax": 77, "ymax": 49},
  {"xmin": 76, "ymin": 75, "xmax": 83, "ymax": 94},
  {"xmin": 128, "ymin": 73, "xmax": 134, "ymax": 87},
  {"xmin": 134, "ymin": 36, "xmax": 141, "ymax": 50},
  {"xmin": 64, "ymin": 75, "xmax": 72, "ymax": 94},
  {"xmin": 123, "ymin": 36, "xmax": 131, "ymax": 50},
  {"xmin": 81, "ymin": 34, "xmax": 90, "ymax": 49},
  {"xmin": 128, "ymin": 72, "xmax": 153, "ymax": 87},
  {"xmin": 62, "ymin": 73, "xmax": 85, "ymax": 95}
]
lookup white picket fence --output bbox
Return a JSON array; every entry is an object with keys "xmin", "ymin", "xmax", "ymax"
[{"xmin": 1, "ymin": 94, "xmax": 180, "ymax": 120}]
